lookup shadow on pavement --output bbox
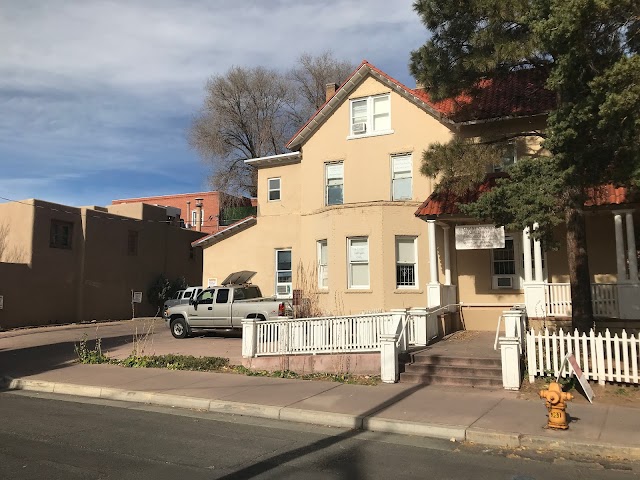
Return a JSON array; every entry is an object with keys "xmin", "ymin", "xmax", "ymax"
[
  {"xmin": 215, "ymin": 382, "xmax": 428, "ymax": 480},
  {"xmin": 0, "ymin": 334, "xmax": 134, "ymax": 378}
]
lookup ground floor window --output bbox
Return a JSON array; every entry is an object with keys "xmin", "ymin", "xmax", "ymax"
[
  {"xmin": 491, "ymin": 235, "xmax": 520, "ymax": 289},
  {"xmin": 275, "ymin": 249, "xmax": 292, "ymax": 298},
  {"xmin": 348, "ymin": 237, "xmax": 369, "ymax": 289},
  {"xmin": 396, "ymin": 236, "xmax": 417, "ymax": 288},
  {"xmin": 317, "ymin": 240, "xmax": 328, "ymax": 289}
]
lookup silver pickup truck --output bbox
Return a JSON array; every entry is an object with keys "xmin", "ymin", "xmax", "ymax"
[{"xmin": 164, "ymin": 271, "xmax": 291, "ymax": 339}]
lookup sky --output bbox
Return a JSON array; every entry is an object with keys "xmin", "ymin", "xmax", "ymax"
[{"xmin": 0, "ymin": 0, "xmax": 428, "ymax": 207}]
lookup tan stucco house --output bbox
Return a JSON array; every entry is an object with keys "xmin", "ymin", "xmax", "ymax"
[
  {"xmin": 195, "ymin": 61, "xmax": 640, "ymax": 331},
  {"xmin": 0, "ymin": 199, "xmax": 204, "ymax": 329}
]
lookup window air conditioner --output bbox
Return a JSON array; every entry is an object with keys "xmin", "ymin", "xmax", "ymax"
[
  {"xmin": 352, "ymin": 122, "xmax": 366, "ymax": 134},
  {"xmin": 276, "ymin": 284, "xmax": 291, "ymax": 296}
]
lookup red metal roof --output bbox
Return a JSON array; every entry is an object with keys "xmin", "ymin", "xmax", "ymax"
[{"xmin": 416, "ymin": 179, "xmax": 635, "ymax": 218}]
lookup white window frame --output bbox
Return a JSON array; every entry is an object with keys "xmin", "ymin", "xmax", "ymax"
[
  {"xmin": 268, "ymin": 177, "xmax": 281, "ymax": 201},
  {"xmin": 491, "ymin": 235, "xmax": 522, "ymax": 289},
  {"xmin": 391, "ymin": 153, "xmax": 413, "ymax": 201},
  {"xmin": 275, "ymin": 249, "xmax": 292, "ymax": 298},
  {"xmin": 325, "ymin": 161, "xmax": 344, "ymax": 206},
  {"xmin": 347, "ymin": 237, "xmax": 370, "ymax": 289},
  {"xmin": 348, "ymin": 94, "xmax": 393, "ymax": 139},
  {"xmin": 317, "ymin": 240, "xmax": 328, "ymax": 289},
  {"xmin": 191, "ymin": 209, "xmax": 204, "ymax": 227},
  {"xmin": 395, "ymin": 236, "xmax": 418, "ymax": 288}
]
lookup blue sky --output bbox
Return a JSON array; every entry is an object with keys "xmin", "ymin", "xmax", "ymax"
[{"xmin": 0, "ymin": 0, "xmax": 427, "ymax": 207}]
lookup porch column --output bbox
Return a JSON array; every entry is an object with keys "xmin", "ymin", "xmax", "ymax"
[
  {"xmin": 533, "ymin": 222, "xmax": 543, "ymax": 282},
  {"xmin": 427, "ymin": 219, "xmax": 438, "ymax": 284},
  {"xmin": 426, "ymin": 219, "xmax": 442, "ymax": 308},
  {"xmin": 522, "ymin": 227, "xmax": 533, "ymax": 283},
  {"xmin": 614, "ymin": 212, "xmax": 627, "ymax": 281},
  {"xmin": 442, "ymin": 225, "xmax": 451, "ymax": 286},
  {"xmin": 625, "ymin": 211, "xmax": 638, "ymax": 282}
]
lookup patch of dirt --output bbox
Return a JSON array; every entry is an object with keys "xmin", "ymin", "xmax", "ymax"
[
  {"xmin": 445, "ymin": 330, "xmax": 482, "ymax": 342},
  {"xmin": 518, "ymin": 377, "xmax": 640, "ymax": 408}
]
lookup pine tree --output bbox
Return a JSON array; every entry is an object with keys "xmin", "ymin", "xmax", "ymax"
[{"xmin": 410, "ymin": 0, "xmax": 640, "ymax": 331}]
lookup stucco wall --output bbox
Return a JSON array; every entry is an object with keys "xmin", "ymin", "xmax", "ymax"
[{"xmin": 0, "ymin": 199, "xmax": 203, "ymax": 329}]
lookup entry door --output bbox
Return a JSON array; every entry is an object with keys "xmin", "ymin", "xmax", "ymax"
[
  {"xmin": 189, "ymin": 289, "xmax": 215, "ymax": 327},
  {"xmin": 211, "ymin": 288, "xmax": 232, "ymax": 326}
]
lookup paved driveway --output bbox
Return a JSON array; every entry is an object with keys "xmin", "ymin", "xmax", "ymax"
[{"xmin": 0, "ymin": 318, "xmax": 243, "ymax": 378}]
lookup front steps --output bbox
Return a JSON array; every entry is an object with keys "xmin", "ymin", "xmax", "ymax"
[{"xmin": 399, "ymin": 351, "xmax": 503, "ymax": 388}]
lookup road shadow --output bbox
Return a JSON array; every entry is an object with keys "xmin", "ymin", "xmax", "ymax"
[
  {"xmin": 0, "ymin": 334, "xmax": 134, "ymax": 378},
  {"xmin": 215, "ymin": 382, "xmax": 429, "ymax": 480}
]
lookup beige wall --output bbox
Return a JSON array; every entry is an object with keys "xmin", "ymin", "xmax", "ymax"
[{"xmin": 0, "ymin": 199, "xmax": 203, "ymax": 329}]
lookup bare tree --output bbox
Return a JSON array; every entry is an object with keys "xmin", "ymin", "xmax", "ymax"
[
  {"xmin": 288, "ymin": 51, "xmax": 355, "ymax": 126},
  {"xmin": 189, "ymin": 53, "xmax": 355, "ymax": 203},
  {"xmin": 189, "ymin": 66, "xmax": 296, "ymax": 200}
]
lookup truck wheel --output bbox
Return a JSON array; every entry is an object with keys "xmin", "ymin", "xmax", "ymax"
[{"xmin": 170, "ymin": 318, "xmax": 190, "ymax": 339}]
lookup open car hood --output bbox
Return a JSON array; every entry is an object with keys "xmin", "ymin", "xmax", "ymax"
[{"xmin": 221, "ymin": 271, "xmax": 257, "ymax": 286}]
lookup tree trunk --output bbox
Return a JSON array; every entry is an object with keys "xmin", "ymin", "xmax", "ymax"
[{"xmin": 565, "ymin": 199, "xmax": 594, "ymax": 332}]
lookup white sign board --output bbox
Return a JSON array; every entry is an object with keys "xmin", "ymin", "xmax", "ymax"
[
  {"xmin": 350, "ymin": 244, "xmax": 369, "ymax": 262},
  {"xmin": 326, "ymin": 164, "xmax": 343, "ymax": 179},
  {"xmin": 208, "ymin": 278, "xmax": 218, "ymax": 288},
  {"xmin": 558, "ymin": 353, "xmax": 595, "ymax": 404},
  {"xmin": 0, "ymin": 295, "xmax": 3, "ymax": 310},
  {"xmin": 132, "ymin": 291, "xmax": 143, "ymax": 304},
  {"xmin": 455, "ymin": 225, "xmax": 505, "ymax": 250}
]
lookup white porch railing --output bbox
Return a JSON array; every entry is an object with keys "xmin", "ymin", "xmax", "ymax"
[
  {"xmin": 526, "ymin": 328, "xmax": 640, "ymax": 385},
  {"xmin": 253, "ymin": 312, "xmax": 397, "ymax": 356},
  {"xmin": 544, "ymin": 283, "xmax": 619, "ymax": 318}
]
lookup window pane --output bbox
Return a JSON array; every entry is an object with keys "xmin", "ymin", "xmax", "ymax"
[
  {"xmin": 373, "ymin": 96, "xmax": 389, "ymax": 114},
  {"xmin": 216, "ymin": 289, "xmax": 229, "ymax": 303},
  {"xmin": 277, "ymin": 271, "xmax": 292, "ymax": 283},
  {"xmin": 352, "ymin": 99, "xmax": 367, "ymax": 124},
  {"xmin": 396, "ymin": 265, "xmax": 416, "ymax": 286},
  {"xmin": 349, "ymin": 239, "xmax": 368, "ymax": 262},
  {"xmin": 277, "ymin": 250, "xmax": 291, "ymax": 270},
  {"xmin": 327, "ymin": 185, "xmax": 343, "ymax": 205},
  {"xmin": 396, "ymin": 238, "xmax": 415, "ymax": 263},
  {"xmin": 326, "ymin": 163, "xmax": 343, "ymax": 179},
  {"xmin": 393, "ymin": 155, "xmax": 412, "ymax": 174},
  {"xmin": 351, "ymin": 263, "xmax": 369, "ymax": 287},
  {"xmin": 268, "ymin": 178, "xmax": 280, "ymax": 189},
  {"xmin": 393, "ymin": 178, "xmax": 412, "ymax": 200},
  {"xmin": 269, "ymin": 190, "xmax": 280, "ymax": 201},
  {"xmin": 319, "ymin": 241, "xmax": 328, "ymax": 264}
]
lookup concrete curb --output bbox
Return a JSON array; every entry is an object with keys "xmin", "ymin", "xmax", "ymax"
[{"xmin": 2, "ymin": 375, "xmax": 638, "ymax": 460}]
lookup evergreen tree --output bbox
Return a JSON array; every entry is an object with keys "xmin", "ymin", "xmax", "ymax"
[{"xmin": 410, "ymin": 0, "xmax": 640, "ymax": 331}]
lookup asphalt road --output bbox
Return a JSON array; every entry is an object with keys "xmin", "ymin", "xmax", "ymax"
[{"xmin": 0, "ymin": 391, "xmax": 637, "ymax": 480}]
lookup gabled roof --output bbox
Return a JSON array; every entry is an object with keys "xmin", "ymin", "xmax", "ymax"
[{"xmin": 286, "ymin": 60, "xmax": 554, "ymax": 151}]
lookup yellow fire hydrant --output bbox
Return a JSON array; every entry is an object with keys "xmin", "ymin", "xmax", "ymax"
[{"xmin": 539, "ymin": 381, "xmax": 573, "ymax": 430}]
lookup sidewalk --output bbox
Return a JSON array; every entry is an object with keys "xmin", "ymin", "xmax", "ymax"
[{"xmin": 2, "ymin": 361, "xmax": 640, "ymax": 461}]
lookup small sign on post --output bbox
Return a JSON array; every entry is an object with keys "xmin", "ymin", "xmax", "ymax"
[
  {"xmin": 0, "ymin": 295, "xmax": 3, "ymax": 310},
  {"xmin": 558, "ymin": 353, "xmax": 595, "ymax": 403},
  {"xmin": 131, "ymin": 291, "xmax": 143, "ymax": 319}
]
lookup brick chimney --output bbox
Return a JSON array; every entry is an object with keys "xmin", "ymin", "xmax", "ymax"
[
  {"xmin": 195, "ymin": 197, "xmax": 204, "ymax": 232},
  {"xmin": 326, "ymin": 82, "xmax": 339, "ymax": 102}
]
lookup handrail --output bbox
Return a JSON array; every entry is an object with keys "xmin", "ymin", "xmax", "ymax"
[{"xmin": 396, "ymin": 303, "xmax": 462, "ymax": 348}]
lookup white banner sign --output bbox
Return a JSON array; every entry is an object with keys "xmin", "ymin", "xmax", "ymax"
[
  {"xmin": 455, "ymin": 225, "xmax": 505, "ymax": 250},
  {"xmin": 208, "ymin": 278, "xmax": 218, "ymax": 287}
]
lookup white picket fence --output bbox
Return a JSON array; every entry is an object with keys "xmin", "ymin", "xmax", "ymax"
[
  {"xmin": 527, "ymin": 328, "xmax": 640, "ymax": 385},
  {"xmin": 254, "ymin": 312, "xmax": 398, "ymax": 356},
  {"xmin": 545, "ymin": 283, "xmax": 619, "ymax": 317}
]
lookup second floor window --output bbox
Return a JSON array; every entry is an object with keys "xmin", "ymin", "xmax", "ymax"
[
  {"xmin": 325, "ymin": 162, "xmax": 344, "ymax": 206},
  {"xmin": 268, "ymin": 177, "xmax": 281, "ymax": 201},
  {"xmin": 50, "ymin": 220, "xmax": 73, "ymax": 249},
  {"xmin": 392, "ymin": 154, "xmax": 412, "ymax": 200},
  {"xmin": 493, "ymin": 142, "xmax": 517, "ymax": 172},
  {"xmin": 127, "ymin": 230, "xmax": 138, "ymax": 256},
  {"xmin": 350, "ymin": 94, "xmax": 390, "ymax": 136}
]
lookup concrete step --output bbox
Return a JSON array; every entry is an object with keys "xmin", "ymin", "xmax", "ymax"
[
  {"xmin": 408, "ymin": 354, "xmax": 501, "ymax": 368},
  {"xmin": 399, "ymin": 372, "xmax": 503, "ymax": 388},
  {"xmin": 402, "ymin": 363, "xmax": 502, "ymax": 379}
]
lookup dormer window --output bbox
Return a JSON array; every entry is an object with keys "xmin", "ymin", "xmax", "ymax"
[{"xmin": 350, "ymin": 94, "xmax": 391, "ymax": 137}]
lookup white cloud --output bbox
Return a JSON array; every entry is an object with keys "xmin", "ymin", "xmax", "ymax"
[{"xmin": 0, "ymin": 0, "xmax": 427, "ymax": 206}]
